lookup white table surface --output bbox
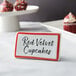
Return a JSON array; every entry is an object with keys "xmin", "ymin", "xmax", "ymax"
[
  {"xmin": 43, "ymin": 20, "xmax": 63, "ymax": 29},
  {"xmin": 0, "ymin": 21, "xmax": 76, "ymax": 76}
]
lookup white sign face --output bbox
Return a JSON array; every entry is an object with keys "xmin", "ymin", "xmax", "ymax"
[{"xmin": 15, "ymin": 32, "xmax": 60, "ymax": 61}]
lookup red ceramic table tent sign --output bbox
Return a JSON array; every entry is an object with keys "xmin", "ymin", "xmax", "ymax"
[{"xmin": 15, "ymin": 32, "xmax": 61, "ymax": 61}]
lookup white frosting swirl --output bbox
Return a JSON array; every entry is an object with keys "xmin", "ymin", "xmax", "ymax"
[{"xmin": 64, "ymin": 12, "xmax": 76, "ymax": 22}]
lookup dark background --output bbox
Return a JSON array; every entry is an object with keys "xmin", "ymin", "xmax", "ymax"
[{"xmin": 0, "ymin": 0, "xmax": 76, "ymax": 22}]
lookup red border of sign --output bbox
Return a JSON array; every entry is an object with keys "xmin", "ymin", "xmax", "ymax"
[{"xmin": 15, "ymin": 32, "xmax": 60, "ymax": 61}]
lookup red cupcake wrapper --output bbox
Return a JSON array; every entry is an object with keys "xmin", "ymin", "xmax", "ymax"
[
  {"xmin": 64, "ymin": 25, "xmax": 72, "ymax": 32},
  {"xmin": 72, "ymin": 25, "xmax": 76, "ymax": 33},
  {"xmin": 64, "ymin": 25, "xmax": 76, "ymax": 33}
]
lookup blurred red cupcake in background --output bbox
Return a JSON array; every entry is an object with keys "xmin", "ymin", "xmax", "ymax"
[
  {"xmin": 0, "ymin": 0, "xmax": 13, "ymax": 12},
  {"xmin": 14, "ymin": 0, "xmax": 27, "ymax": 11},
  {"xmin": 64, "ymin": 12, "xmax": 76, "ymax": 33}
]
